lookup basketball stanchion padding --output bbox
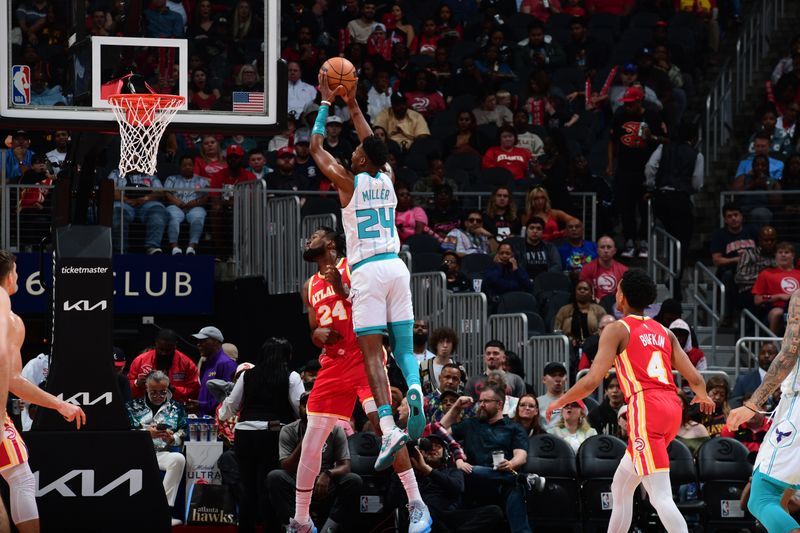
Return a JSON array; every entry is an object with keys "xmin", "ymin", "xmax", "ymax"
[{"xmin": 107, "ymin": 93, "xmax": 185, "ymax": 176}]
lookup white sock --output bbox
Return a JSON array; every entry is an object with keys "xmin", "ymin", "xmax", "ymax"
[
  {"xmin": 379, "ymin": 414, "xmax": 396, "ymax": 435},
  {"xmin": 641, "ymin": 472, "xmax": 688, "ymax": 533},
  {"xmin": 608, "ymin": 454, "xmax": 641, "ymax": 533},
  {"xmin": 398, "ymin": 468, "xmax": 422, "ymax": 503},
  {"xmin": 293, "ymin": 415, "xmax": 337, "ymax": 525}
]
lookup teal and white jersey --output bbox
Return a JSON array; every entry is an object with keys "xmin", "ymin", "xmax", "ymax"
[{"xmin": 343, "ymin": 170, "xmax": 400, "ymax": 265}]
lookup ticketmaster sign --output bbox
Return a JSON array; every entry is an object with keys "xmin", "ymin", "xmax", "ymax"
[{"xmin": 10, "ymin": 253, "xmax": 214, "ymax": 314}]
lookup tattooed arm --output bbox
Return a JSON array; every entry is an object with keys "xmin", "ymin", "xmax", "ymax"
[{"xmin": 727, "ymin": 290, "xmax": 800, "ymax": 430}]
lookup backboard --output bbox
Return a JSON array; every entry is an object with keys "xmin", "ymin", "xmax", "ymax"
[{"xmin": 1, "ymin": 0, "xmax": 286, "ymax": 134}]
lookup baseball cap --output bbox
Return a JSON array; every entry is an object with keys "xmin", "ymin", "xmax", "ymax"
[
  {"xmin": 235, "ymin": 362, "xmax": 254, "ymax": 375},
  {"xmin": 391, "ymin": 91, "xmax": 405, "ymax": 105},
  {"xmin": 439, "ymin": 389, "xmax": 460, "ymax": 402},
  {"xmin": 226, "ymin": 144, "xmax": 244, "ymax": 156},
  {"xmin": 13, "ymin": 130, "xmax": 29, "ymax": 139},
  {"xmin": 372, "ymin": 22, "xmax": 386, "ymax": 32},
  {"xmin": 326, "ymin": 115, "xmax": 343, "ymax": 125},
  {"xmin": 192, "ymin": 326, "xmax": 224, "ymax": 342},
  {"xmin": 622, "ymin": 63, "xmax": 638, "ymax": 74},
  {"xmin": 112, "ymin": 346, "xmax": 126, "ymax": 367},
  {"xmin": 295, "ymin": 131, "xmax": 310, "ymax": 144},
  {"xmin": 617, "ymin": 404, "xmax": 628, "ymax": 420},
  {"xmin": 277, "ymin": 146, "xmax": 295, "ymax": 158},
  {"xmin": 565, "ymin": 399, "xmax": 586, "ymax": 410},
  {"xmin": 542, "ymin": 361, "xmax": 567, "ymax": 376},
  {"xmin": 669, "ymin": 318, "xmax": 691, "ymax": 333},
  {"xmin": 619, "ymin": 86, "xmax": 645, "ymax": 103}
]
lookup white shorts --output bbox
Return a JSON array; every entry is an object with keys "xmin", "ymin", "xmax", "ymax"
[
  {"xmin": 754, "ymin": 392, "xmax": 800, "ymax": 487},
  {"xmin": 349, "ymin": 255, "xmax": 414, "ymax": 335}
]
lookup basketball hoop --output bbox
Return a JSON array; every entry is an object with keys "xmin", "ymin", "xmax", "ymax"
[{"xmin": 108, "ymin": 93, "xmax": 185, "ymax": 176}]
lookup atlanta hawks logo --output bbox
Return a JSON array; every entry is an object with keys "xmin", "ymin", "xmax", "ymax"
[
  {"xmin": 597, "ymin": 273, "xmax": 618, "ymax": 293},
  {"xmin": 781, "ymin": 277, "xmax": 799, "ymax": 294},
  {"xmin": 4, "ymin": 424, "xmax": 17, "ymax": 441},
  {"xmin": 634, "ymin": 438, "xmax": 646, "ymax": 451}
]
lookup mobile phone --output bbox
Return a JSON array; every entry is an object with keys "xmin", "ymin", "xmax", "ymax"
[{"xmin": 156, "ymin": 423, "xmax": 168, "ymax": 431}]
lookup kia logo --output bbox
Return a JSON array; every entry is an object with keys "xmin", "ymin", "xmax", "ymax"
[{"xmin": 63, "ymin": 300, "xmax": 107, "ymax": 312}]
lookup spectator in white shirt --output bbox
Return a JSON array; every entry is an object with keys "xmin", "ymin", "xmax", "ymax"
[
  {"xmin": 367, "ymin": 70, "xmax": 392, "ymax": 119},
  {"xmin": 45, "ymin": 130, "xmax": 69, "ymax": 175},
  {"xmin": 287, "ymin": 61, "xmax": 316, "ymax": 120}
]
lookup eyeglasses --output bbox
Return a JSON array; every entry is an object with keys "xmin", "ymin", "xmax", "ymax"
[{"xmin": 148, "ymin": 389, "xmax": 168, "ymax": 397}]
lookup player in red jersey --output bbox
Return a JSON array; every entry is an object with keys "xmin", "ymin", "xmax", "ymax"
[
  {"xmin": 547, "ymin": 269, "xmax": 714, "ymax": 533},
  {"xmin": 291, "ymin": 228, "xmax": 431, "ymax": 533}
]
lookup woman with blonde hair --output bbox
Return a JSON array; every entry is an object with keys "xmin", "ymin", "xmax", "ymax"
[
  {"xmin": 548, "ymin": 399, "xmax": 597, "ymax": 452},
  {"xmin": 193, "ymin": 135, "xmax": 227, "ymax": 181},
  {"xmin": 521, "ymin": 187, "xmax": 579, "ymax": 241}
]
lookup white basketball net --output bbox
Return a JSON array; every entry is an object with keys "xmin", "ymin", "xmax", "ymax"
[{"xmin": 108, "ymin": 94, "xmax": 185, "ymax": 177}]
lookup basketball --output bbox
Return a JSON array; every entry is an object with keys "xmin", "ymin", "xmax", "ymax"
[{"xmin": 321, "ymin": 57, "xmax": 357, "ymax": 96}]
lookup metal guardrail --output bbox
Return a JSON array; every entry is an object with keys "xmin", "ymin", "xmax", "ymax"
[
  {"xmin": 734, "ymin": 335, "xmax": 779, "ymax": 383},
  {"xmin": 410, "ymin": 272, "xmax": 448, "ymax": 330},
  {"xmin": 234, "ymin": 180, "xmax": 267, "ymax": 279},
  {"xmin": 719, "ymin": 190, "xmax": 800, "ymax": 243},
  {"xmin": 525, "ymin": 334, "xmax": 570, "ymax": 385},
  {"xmin": 446, "ymin": 292, "xmax": 488, "ymax": 379},
  {"xmin": 487, "ymin": 313, "xmax": 529, "ymax": 360},
  {"xmin": 692, "ymin": 262, "xmax": 725, "ymax": 362},
  {"xmin": 703, "ymin": 0, "xmax": 785, "ymax": 175},
  {"xmin": 266, "ymin": 195, "xmax": 302, "ymax": 294},
  {"xmin": 739, "ymin": 308, "xmax": 779, "ymax": 340}
]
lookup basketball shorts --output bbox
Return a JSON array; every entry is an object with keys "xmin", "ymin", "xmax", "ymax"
[
  {"xmin": 626, "ymin": 389, "xmax": 681, "ymax": 476},
  {"xmin": 306, "ymin": 349, "xmax": 388, "ymax": 421},
  {"xmin": 754, "ymin": 392, "xmax": 800, "ymax": 488},
  {"xmin": 0, "ymin": 417, "xmax": 28, "ymax": 471},
  {"xmin": 349, "ymin": 256, "xmax": 414, "ymax": 336}
]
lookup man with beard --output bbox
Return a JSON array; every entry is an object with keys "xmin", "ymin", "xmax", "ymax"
[
  {"xmin": 292, "ymin": 227, "xmax": 431, "ymax": 533},
  {"xmin": 413, "ymin": 320, "xmax": 435, "ymax": 364},
  {"xmin": 732, "ymin": 342, "xmax": 779, "ymax": 409},
  {"xmin": 580, "ymin": 235, "xmax": 628, "ymax": 302},
  {"xmin": 588, "ymin": 375, "xmax": 625, "ymax": 435},
  {"xmin": 128, "ymin": 329, "xmax": 200, "ymax": 406},
  {"xmin": 440, "ymin": 385, "xmax": 534, "ymax": 533},
  {"xmin": 735, "ymin": 225, "xmax": 778, "ymax": 313}
]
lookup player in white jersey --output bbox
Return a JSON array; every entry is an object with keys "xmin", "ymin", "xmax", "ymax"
[
  {"xmin": 295, "ymin": 74, "xmax": 431, "ymax": 533},
  {"xmin": 728, "ymin": 289, "xmax": 800, "ymax": 533}
]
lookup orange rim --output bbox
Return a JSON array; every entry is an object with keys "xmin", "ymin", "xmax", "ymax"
[{"xmin": 107, "ymin": 93, "xmax": 185, "ymax": 109}]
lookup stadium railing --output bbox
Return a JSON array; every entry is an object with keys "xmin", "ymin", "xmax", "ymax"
[
  {"xmin": 734, "ymin": 335, "xmax": 779, "ymax": 384},
  {"xmin": 719, "ymin": 190, "xmax": 800, "ymax": 243},
  {"xmin": 445, "ymin": 291, "xmax": 488, "ymax": 378},
  {"xmin": 647, "ymin": 200, "xmax": 682, "ymax": 300},
  {"xmin": 702, "ymin": 0, "xmax": 786, "ymax": 175},
  {"xmin": 526, "ymin": 334, "xmax": 570, "ymax": 386},
  {"xmin": 487, "ymin": 313, "xmax": 529, "ymax": 361},
  {"xmin": 410, "ymin": 272, "xmax": 448, "ymax": 329},
  {"xmin": 692, "ymin": 262, "xmax": 725, "ymax": 363}
]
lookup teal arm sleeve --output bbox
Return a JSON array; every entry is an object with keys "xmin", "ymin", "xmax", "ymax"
[{"xmin": 312, "ymin": 105, "xmax": 329, "ymax": 137}]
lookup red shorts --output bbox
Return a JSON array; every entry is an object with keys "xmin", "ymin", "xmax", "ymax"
[
  {"xmin": 306, "ymin": 349, "xmax": 384, "ymax": 421},
  {"xmin": 626, "ymin": 389, "xmax": 681, "ymax": 476},
  {"xmin": 0, "ymin": 417, "xmax": 28, "ymax": 471}
]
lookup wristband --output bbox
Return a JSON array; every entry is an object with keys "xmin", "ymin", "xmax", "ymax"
[
  {"xmin": 320, "ymin": 100, "xmax": 332, "ymax": 107},
  {"xmin": 743, "ymin": 402, "xmax": 770, "ymax": 415},
  {"xmin": 312, "ymin": 104, "xmax": 329, "ymax": 137}
]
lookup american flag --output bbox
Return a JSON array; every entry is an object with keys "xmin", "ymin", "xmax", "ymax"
[{"xmin": 232, "ymin": 91, "xmax": 265, "ymax": 113}]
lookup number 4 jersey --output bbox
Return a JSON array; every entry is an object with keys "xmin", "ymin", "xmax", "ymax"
[
  {"xmin": 342, "ymin": 170, "xmax": 400, "ymax": 266},
  {"xmin": 615, "ymin": 315, "xmax": 677, "ymax": 400},
  {"xmin": 307, "ymin": 258, "xmax": 359, "ymax": 359}
]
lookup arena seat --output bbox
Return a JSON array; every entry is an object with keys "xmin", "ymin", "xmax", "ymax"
[
  {"xmin": 577, "ymin": 434, "xmax": 627, "ymax": 532},
  {"xmin": 696, "ymin": 438, "xmax": 755, "ymax": 532},
  {"xmin": 525, "ymin": 433, "xmax": 582, "ymax": 531}
]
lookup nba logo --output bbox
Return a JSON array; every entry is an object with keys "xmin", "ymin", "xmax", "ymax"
[
  {"xmin": 12, "ymin": 65, "xmax": 30, "ymax": 105},
  {"xmin": 359, "ymin": 496, "xmax": 369, "ymax": 513},
  {"xmin": 601, "ymin": 491, "xmax": 613, "ymax": 510}
]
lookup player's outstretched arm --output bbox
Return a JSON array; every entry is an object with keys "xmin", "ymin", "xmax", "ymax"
[
  {"xmin": 7, "ymin": 332, "xmax": 86, "ymax": 428},
  {"xmin": 310, "ymin": 72, "xmax": 355, "ymax": 199},
  {"xmin": 0, "ymin": 292, "xmax": 10, "ymax": 421},
  {"xmin": 545, "ymin": 322, "xmax": 624, "ymax": 421},
  {"xmin": 728, "ymin": 290, "xmax": 800, "ymax": 429},
  {"xmin": 344, "ymin": 82, "xmax": 373, "ymax": 143},
  {"xmin": 669, "ymin": 330, "xmax": 714, "ymax": 414}
]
